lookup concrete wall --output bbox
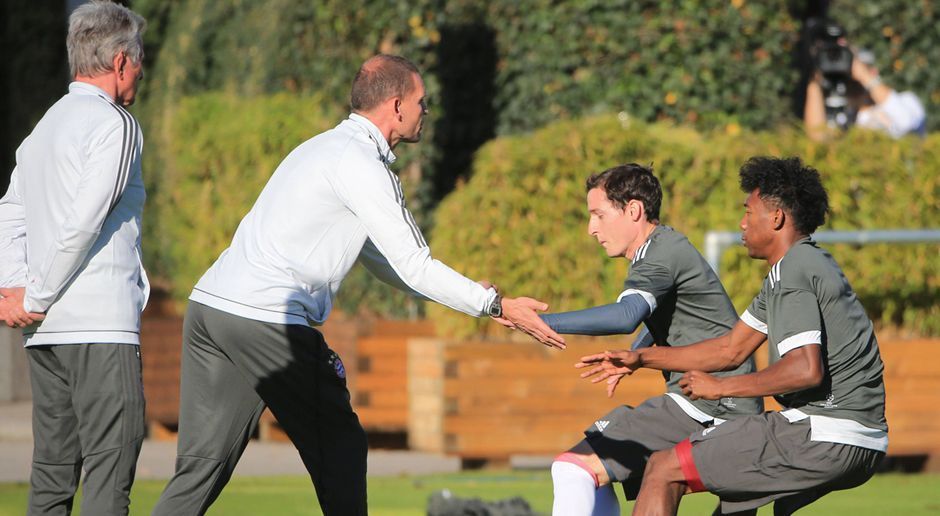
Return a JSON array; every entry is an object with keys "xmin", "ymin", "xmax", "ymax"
[{"xmin": 0, "ymin": 327, "xmax": 30, "ymax": 402}]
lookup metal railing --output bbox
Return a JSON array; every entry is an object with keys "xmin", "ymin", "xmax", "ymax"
[{"xmin": 704, "ymin": 229, "xmax": 940, "ymax": 275}]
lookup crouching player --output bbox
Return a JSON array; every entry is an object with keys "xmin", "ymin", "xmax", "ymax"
[
  {"xmin": 510, "ymin": 163, "xmax": 763, "ymax": 515},
  {"xmin": 581, "ymin": 157, "xmax": 887, "ymax": 515}
]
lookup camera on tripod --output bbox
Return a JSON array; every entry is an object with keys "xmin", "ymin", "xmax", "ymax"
[{"xmin": 805, "ymin": 17, "xmax": 856, "ymax": 128}]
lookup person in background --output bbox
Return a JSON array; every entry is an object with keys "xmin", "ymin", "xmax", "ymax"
[{"xmin": 805, "ymin": 49, "xmax": 926, "ymax": 141}]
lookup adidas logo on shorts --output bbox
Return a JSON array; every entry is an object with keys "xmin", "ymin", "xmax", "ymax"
[{"xmin": 594, "ymin": 420, "xmax": 610, "ymax": 432}]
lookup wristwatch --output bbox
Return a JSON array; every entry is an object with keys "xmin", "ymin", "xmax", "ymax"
[{"xmin": 486, "ymin": 293, "xmax": 503, "ymax": 318}]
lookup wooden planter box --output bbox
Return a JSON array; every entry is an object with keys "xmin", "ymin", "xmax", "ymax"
[
  {"xmin": 140, "ymin": 309, "xmax": 372, "ymax": 440},
  {"xmin": 406, "ymin": 336, "xmax": 940, "ymax": 472},
  {"xmin": 141, "ymin": 306, "xmax": 940, "ymax": 473}
]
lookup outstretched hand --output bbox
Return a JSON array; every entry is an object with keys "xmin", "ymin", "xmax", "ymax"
[
  {"xmin": 600, "ymin": 372, "xmax": 627, "ymax": 398},
  {"xmin": 576, "ymin": 350, "xmax": 642, "ymax": 396},
  {"xmin": 0, "ymin": 287, "xmax": 45, "ymax": 328},
  {"xmin": 501, "ymin": 296, "xmax": 566, "ymax": 349}
]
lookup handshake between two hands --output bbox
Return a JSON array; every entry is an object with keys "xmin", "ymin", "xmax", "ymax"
[
  {"xmin": 478, "ymin": 280, "xmax": 567, "ymax": 349},
  {"xmin": 0, "ymin": 287, "xmax": 45, "ymax": 328}
]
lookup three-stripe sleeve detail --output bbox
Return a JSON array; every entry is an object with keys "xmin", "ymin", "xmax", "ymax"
[
  {"xmin": 632, "ymin": 240, "xmax": 652, "ymax": 264},
  {"xmin": 102, "ymin": 97, "xmax": 139, "ymax": 215},
  {"xmin": 364, "ymin": 131, "xmax": 428, "ymax": 248},
  {"xmin": 380, "ymin": 160, "xmax": 427, "ymax": 248},
  {"xmin": 768, "ymin": 260, "xmax": 782, "ymax": 288}
]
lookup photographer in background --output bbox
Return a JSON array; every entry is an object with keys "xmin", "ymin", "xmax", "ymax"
[{"xmin": 804, "ymin": 34, "xmax": 926, "ymax": 141}]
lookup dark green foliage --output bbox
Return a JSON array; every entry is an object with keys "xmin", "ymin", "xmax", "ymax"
[
  {"xmin": 2, "ymin": 0, "xmax": 69, "ymax": 192},
  {"xmin": 487, "ymin": 0, "xmax": 800, "ymax": 133},
  {"xmin": 128, "ymin": 0, "xmax": 940, "ymax": 221},
  {"xmin": 124, "ymin": 0, "xmax": 939, "ymax": 322},
  {"xmin": 429, "ymin": 115, "xmax": 940, "ymax": 338}
]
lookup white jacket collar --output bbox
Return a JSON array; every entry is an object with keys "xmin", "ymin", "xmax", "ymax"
[
  {"xmin": 69, "ymin": 81, "xmax": 113, "ymax": 101},
  {"xmin": 347, "ymin": 113, "xmax": 396, "ymax": 164}
]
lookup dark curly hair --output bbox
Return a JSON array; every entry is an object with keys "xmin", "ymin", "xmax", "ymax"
[
  {"xmin": 585, "ymin": 163, "xmax": 662, "ymax": 222},
  {"xmin": 739, "ymin": 156, "xmax": 829, "ymax": 235}
]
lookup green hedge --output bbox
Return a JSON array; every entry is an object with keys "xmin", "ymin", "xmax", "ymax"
[
  {"xmin": 133, "ymin": 0, "xmax": 940, "ymax": 135},
  {"xmin": 485, "ymin": 0, "xmax": 940, "ymax": 134},
  {"xmin": 429, "ymin": 115, "xmax": 940, "ymax": 338},
  {"xmin": 150, "ymin": 92, "xmax": 422, "ymax": 317},
  {"xmin": 129, "ymin": 0, "xmax": 940, "ymax": 248}
]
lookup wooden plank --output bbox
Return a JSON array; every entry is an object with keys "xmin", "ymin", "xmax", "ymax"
[
  {"xmin": 356, "ymin": 373, "xmax": 408, "ymax": 391},
  {"xmin": 358, "ymin": 338, "xmax": 409, "ymax": 356},
  {"xmin": 354, "ymin": 390, "xmax": 409, "ymax": 407},
  {"xmin": 371, "ymin": 320, "xmax": 436, "ymax": 337},
  {"xmin": 442, "ymin": 381, "xmax": 663, "ymax": 401},
  {"xmin": 357, "ymin": 408, "xmax": 409, "ymax": 429},
  {"xmin": 356, "ymin": 358, "xmax": 408, "ymax": 374}
]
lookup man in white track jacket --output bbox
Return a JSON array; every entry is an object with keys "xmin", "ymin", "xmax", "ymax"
[
  {"xmin": 0, "ymin": 2, "xmax": 148, "ymax": 514},
  {"xmin": 153, "ymin": 54, "xmax": 563, "ymax": 516}
]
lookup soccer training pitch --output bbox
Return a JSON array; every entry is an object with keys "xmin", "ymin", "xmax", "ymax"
[{"xmin": 0, "ymin": 471, "xmax": 937, "ymax": 515}]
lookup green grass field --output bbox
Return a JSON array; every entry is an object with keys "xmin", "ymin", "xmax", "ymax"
[{"xmin": 0, "ymin": 471, "xmax": 937, "ymax": 515}]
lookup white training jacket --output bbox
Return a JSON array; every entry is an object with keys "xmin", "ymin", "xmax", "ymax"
[
  {"xmin": 190, "ymin": 113, "xmax": 496, "ymax": 326},
  {"xmin": 0, "ymin": 82, "xmax": 149, "ymax": 346}
]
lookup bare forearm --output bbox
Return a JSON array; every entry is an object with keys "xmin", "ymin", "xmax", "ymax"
[
  {"xmin": 637, "ymin": 336, "xmax": 739, "ymax": 373},
  {"xmin": 804, "ymin": 81, "xmax": 827, "ymax": 141},
  {"xmin": 711, "ymin": 349, "xmax": 822, "ymax": 398}
]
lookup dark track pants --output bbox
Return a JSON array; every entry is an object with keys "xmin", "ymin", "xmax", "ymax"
[
  {"xmin": 27, "ymin": 343, "xmax": 145, "ymax": 516},
  {"xmin": 152, "ymin": 301, "xmax": 367, "ymax": 516}
]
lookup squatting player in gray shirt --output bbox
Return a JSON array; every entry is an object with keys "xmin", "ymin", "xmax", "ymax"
[
  {"xmin": 509, "ymin": 163, "xmax": 763, "ymax": 515},
  {"xmin": 581, "ymin": 157, "xmax": 887, "ymax": 515}
]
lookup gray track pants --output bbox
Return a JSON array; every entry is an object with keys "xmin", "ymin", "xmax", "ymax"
[
  {"xmin": 26, "ymin": 343, "xmax": 145, "ymax": 516},
  {"xmin": 152, "ymin": 301, "xmax": 367, "ymax": 516}
]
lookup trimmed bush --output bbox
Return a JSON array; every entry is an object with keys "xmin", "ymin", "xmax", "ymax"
[
  {"xmin": 429, "ymin": 115, "xmax": 940, "ymax": 338},
  {"xmin": 130, "ymin": 0, "xmax": 940, "ymax": 324},
  {"xmin": 133, "ymin": 0, "xmax": 940, "ymax": 135},
  {"xmin": 129, "ymin": 1, "xmax": 940, "ymax": 260},
  {"xmin": 485, "ymin": 0, "xmax": 940, "ymax": 134}
]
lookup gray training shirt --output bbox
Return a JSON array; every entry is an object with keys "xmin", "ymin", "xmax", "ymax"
[
  {"xmin": 624, "ymin": 226, "xmax": 762, "ymax": 420},
  {"xmin": 743, "ymin": 238, "xmax": 887, "ymax": 440}
]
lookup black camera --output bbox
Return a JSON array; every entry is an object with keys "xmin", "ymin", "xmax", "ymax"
[{"xmin": 804, "ymin": 17, "xmax": 856, "ymax": 128}]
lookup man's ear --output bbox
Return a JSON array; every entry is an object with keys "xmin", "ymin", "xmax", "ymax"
[
  {"xmin": 772, "ymin": 208, "xmax": 786, "ymax": 230},
  {"xmin": 114, "ymin": 52, "xmax": 127, "ymax": 78},
  {"xmin": 628, "ymin": 199, "xmax": 644, "ymax": 221}
]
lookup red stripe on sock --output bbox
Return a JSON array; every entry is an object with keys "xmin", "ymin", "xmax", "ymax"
[
  {"xmin": 675, "ymin": 439, "xmax": 706, "ymax": 492},
  {"xmin": 554, "ymin": 452, "xmax": 600, "ymax": 488}
]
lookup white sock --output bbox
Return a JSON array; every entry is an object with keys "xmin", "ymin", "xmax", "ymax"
[
  {"xmin": 552, "ymin": 460, "xmax": 596, "ymax": 515},
  {"xmin": 552, "ymin": 459, "xmax": 620, "ymax": 516}
]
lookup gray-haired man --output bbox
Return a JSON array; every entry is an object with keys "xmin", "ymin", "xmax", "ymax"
[{"xmin": 0, "ymin": 2, "xmax": 148, "ymax": 514}]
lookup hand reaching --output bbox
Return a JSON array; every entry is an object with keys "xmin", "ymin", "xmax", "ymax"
[
  {"xmin": 576, "ymin": 350, "xmax": 641, "ymax": 395},
  {"xmin": 602, "ymin": 372, "xmax": 626, "ymax": 398}
]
